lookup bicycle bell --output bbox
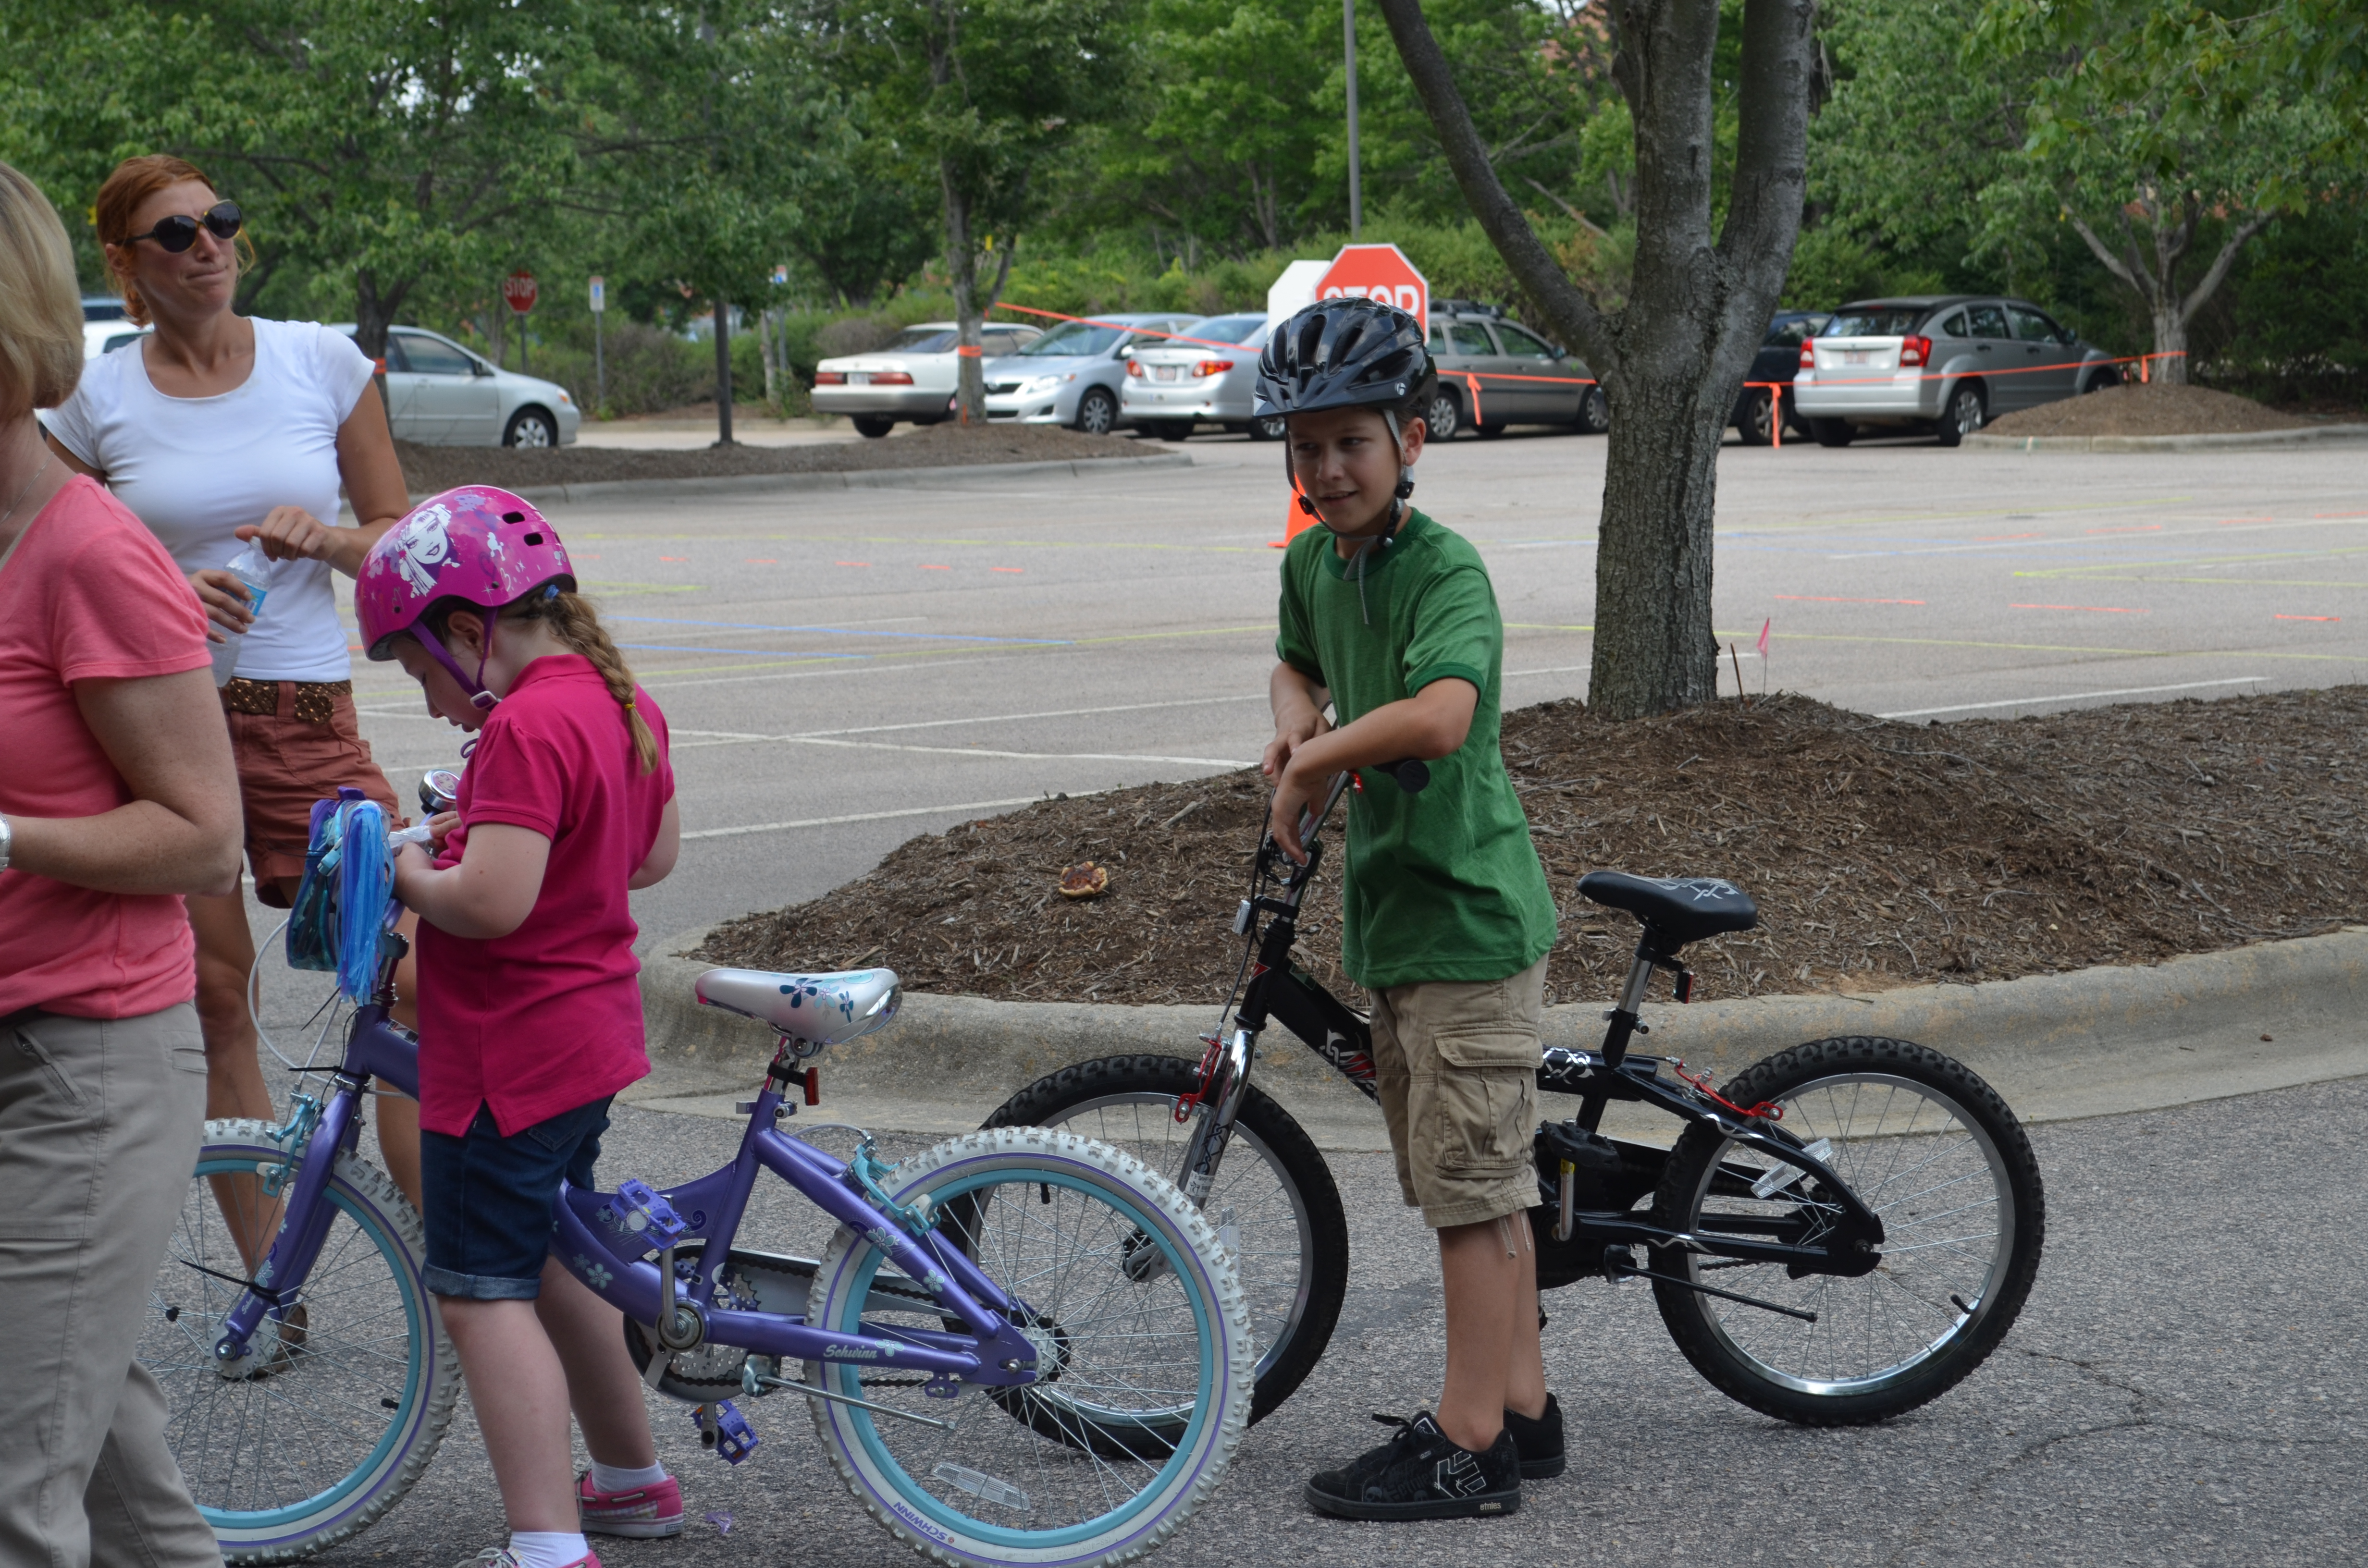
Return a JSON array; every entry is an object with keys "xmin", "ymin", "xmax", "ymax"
[{"xmin": 419, "ymin": 768, "xmax": 464, "ymax": 817}]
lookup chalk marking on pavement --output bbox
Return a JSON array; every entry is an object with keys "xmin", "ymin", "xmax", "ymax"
[
  {"xmin": 681, "ymin": 797, "xmax": 1062, "ymax": 840},
  {"xmin": 609, "ymin": 614, "xmax": 1058, "ymax": 645},
  {"xmin": 667, "ymin": 730, "xmax": 1248, "ymax": 768},
  {"xmin": 1878, "ymin": 678, "xmax": 2266, "ymax": 719}
]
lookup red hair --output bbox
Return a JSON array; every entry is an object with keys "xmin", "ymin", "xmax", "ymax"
[{"xmin": 93, "ymin": 154, "xmax": 251, "ymax": 325}]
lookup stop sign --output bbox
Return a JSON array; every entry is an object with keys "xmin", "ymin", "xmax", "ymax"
[
  {"xmin": 1315, "ymin": 244, "xmax": 1427, "ymax": 323},
  {"xmin": 501, "ymin": 270, "xmax": 538, "ymax": 315}
]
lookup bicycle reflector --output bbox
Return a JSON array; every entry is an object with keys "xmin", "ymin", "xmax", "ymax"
[{"xmin": 286, "ymin": 789, "xmax": 395, "ymax": 1002}]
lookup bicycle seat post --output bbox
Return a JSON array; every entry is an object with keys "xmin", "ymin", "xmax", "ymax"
[{"xmin": 1599, "ymin": 925, "xmax": 1677, "ymax": 1073}]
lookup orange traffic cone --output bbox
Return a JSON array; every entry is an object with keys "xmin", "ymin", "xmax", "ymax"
[{"xmin": 1270, "ymin": 485, "xmax": 1319, "ymax": 549}]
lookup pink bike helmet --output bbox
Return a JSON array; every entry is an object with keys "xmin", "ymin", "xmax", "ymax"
[{"xmin": 357, "ymin": 486, "xmax": 574, "ymax": 707}]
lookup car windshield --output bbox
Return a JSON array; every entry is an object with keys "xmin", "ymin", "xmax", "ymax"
[
  {"xmin": 83, "ymin": 300, "xmax": 128, "ymax": 322},
  {"xmin": 1188, "ymin": 314, "xmax": 1267, "ymax": 346},
  {"xmin": 1764, "ymin": 315, "xmax": 1830, "ymax": 347},
  {"xmin": 882, "ymin": 328, "xmax": 960, "ymax": 354},
  {"xmin": 1019, "ymin": 321, "xmax": 1124, "ymax": 357},
  {"xmin": 1824, "ymin": 309, "xmax": 1925, "ymax": 338}
]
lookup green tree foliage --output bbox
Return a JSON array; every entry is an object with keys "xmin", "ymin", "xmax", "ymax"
[
  {"xmin": 1971, "ymin": 0, "xmax": 2348, "ymax": 380},
  {"xmin": 816, "ymin": 0, "xmax": 1133, "ymax": 420}
]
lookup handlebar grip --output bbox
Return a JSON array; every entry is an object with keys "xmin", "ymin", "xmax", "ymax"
[{"xmin": 1378, "ymin": 758, "xmax": 1431, "ymax": 794}]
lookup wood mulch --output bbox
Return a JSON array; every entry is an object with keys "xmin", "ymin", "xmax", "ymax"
[
  {"xmin": 695, "ymin": 688, "xmax": 2368, "ymax": 1008},
  {"xmin": 394, "ymin": 423, "xmax": 1171, "ymax": 495},
  {"xmin": 1984, "ymin": 382, "xmax": 2319, "ymax": 438}
]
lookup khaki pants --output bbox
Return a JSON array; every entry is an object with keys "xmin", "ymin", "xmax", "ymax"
[
  {"xmin": 1370, "ymin": 956, "xmax": 1548, "ymax": 1229},
  {"xmin": 0, "ymin": 1005, "xmax": 222, "ymax": 1568}
]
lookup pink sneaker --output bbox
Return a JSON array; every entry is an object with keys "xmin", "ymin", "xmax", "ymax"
[{"xmin": 576, "ymin": 1472, "xmax": 684, "ymax": 1539}]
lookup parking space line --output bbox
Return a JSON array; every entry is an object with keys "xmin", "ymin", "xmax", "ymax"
[
  {"xmin": 667, "ymin": 732, "xmax": 1248, "ymax": 768},
  {"xmin": 1877, "ymin": 677, "xmax": 2265, "ymax": 718},
  {"xmin": 681, "ymin": 796, "xmax": 1062, "ymax": 841}
]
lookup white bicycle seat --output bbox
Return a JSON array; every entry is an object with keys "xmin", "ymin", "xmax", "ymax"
[{"xmin": 694, "ymin": 967, "xmax": 901, "ymax": 1046}]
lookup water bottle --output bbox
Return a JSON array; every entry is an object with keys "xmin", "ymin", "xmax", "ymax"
[{"xmin": 209, "ymin": 539, "xmax": 276, "ymax": 686}]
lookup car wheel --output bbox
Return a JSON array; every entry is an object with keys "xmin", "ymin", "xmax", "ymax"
[
  {"xmin": 1576, "ymin": 385, "xmax": 1610, "ymax": 435},
  {"xmin": 1424, "ymin": 391, "xmax": 1461, "ymax": 441},
  {"xmin": 502, "ymin": 407, "xmax": 558, "ymax": 448},
  {"xmin": 2082, "ymin": 369, "xmax": 2120, "ymax": 393},
  {"xmin": 1148, "ymin": 419, "xmax": 1194, "ymax": 442},
  {"xmin": 1809, "ymin": 417, "xmax": 1856, "ymax": 448},
  {"xmin": 1736, "ymin": 389, "xmax": 1778, "ymax": 446},
  {"xmin": 851, "ymin": 416, "xmax": 895, "ymax": 439},
  {"xmin": 1074, "ymin": 387, "xmax": 1118, "ymax": 436},
  {"xmin": 1934, "ymin": 382, "xmax": 1986, "ymax": 447},
  {"xmin": 1248, "ymin": 414, "xmax": 1287, "ymax": 442}
]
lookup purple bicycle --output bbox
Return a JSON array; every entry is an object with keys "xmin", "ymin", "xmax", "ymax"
[{"xmin": 145, "ymin": 787, "xmax": 1252, "ymax": 1567}]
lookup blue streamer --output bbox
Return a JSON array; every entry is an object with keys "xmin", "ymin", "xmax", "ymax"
[{"xmin": 334, "ymin": 801, "xmax": 393, "ymax": 1001}]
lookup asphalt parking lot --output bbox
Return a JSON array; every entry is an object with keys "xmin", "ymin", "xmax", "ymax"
[
  {"xmin": 336, "ymin": 427, "xmax": 2368, "ymax": 951},
  {"xmin": 323, "ymin": 1074, "xmax": 2368, "ymax": 1568}
]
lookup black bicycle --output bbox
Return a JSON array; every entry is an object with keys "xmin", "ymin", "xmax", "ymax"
[{"xmin": 986, "ymin": 762, "xmax": 2045, "ymax": 1440}]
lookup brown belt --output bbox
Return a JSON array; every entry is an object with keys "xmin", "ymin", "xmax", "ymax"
[{"xmin": 221, "ymin": 677, "xmax": 351, "ymax": 725}]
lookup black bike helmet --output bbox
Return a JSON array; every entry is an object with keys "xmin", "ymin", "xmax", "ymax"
[{"xmin": 1254, "ymin": 298, "xmax": 1435, "ymax": 423}]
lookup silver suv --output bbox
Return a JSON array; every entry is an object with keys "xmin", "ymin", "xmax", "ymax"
[{"xmin": 1794, "ymin": 295, "xmax": 2121, "ymax": 447}]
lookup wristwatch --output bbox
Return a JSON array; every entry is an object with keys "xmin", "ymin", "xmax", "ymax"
[{"xmin": 0, "ymin": 813, "xmax": 12, "ymax": 873}]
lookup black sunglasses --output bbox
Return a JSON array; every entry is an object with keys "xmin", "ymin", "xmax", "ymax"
[{"xmin": 126, "ymin": 201, "xmax": 243, "ymax": 253}]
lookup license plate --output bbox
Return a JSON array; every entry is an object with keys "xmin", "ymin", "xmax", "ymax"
[
  {"xmin": 1155, "ymin": 366, "xmax": 1179, "ymax": 382},
  {"xmin": 849, "ymin": 372, "xmax": 871, "ymax": 384},
  {"xmin": 1843, "ymin": 351, "xmax": 1869, "ymax": 366}
]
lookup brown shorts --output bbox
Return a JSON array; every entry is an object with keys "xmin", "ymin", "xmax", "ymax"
[
  {"xmin": 221, "ymin": 679, "xmax": 400, "ymax": 906},
  {"xmin": 1370, "ymin": 955, "xmax": 1548, "ymax": 1229}
]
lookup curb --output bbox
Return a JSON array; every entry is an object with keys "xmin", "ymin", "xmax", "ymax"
[
  {"xmin": 1965, "ymin": 423, "xmax": 2368, "ymax": 453},
  {"xmin": 425, "ymin": 452, "xmax": 1193, "ymax": 507},
  {"xmin": 630, "ymin": 924, "xmax": 2368, "ymax": 1146}
]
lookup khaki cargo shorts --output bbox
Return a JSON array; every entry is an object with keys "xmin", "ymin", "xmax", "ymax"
[{"xmin": 1369, "ymin": 955, "xmax": 1547, "ymax": 1229}]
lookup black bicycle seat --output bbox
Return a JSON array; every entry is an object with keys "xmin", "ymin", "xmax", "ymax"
[{"xmin": 1577, "ymin": 871, "xmax": 1759, "ymax": 944}]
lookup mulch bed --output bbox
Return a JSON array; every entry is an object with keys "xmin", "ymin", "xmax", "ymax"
[
  {"xmin": 1984, "ymin": 382, "xmax": 2320, "ymax": 439},
  {"xmin": 697, "ymin": 688, "xmax": 2368, "ymax": 1008},
  {"xmin": 395, "ymin": 423, "xmax": 1170, "ymax": 494}
]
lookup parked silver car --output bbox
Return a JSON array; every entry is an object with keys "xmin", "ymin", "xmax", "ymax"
[
  {"xmin": 1793, "ymin": 294, "xmax": 2121, "ymax": 447},
  {"xmin": 1117, "ymin": 313, "xmax": 1278, "ymax": 440},
  {"xmin": 333, "ymin": 324, "xmax": 581, "ymax": 447},
  {"xmin": 985, "ymin": 312, "xmax": 1205, "ymax": 434},
  {"xmin": 1421, "ymin": 302, "xmax": 1607, "ymax": 439}
]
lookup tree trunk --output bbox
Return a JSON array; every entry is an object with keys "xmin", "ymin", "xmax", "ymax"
[
  {"xmin": 942, "ymin": 169, "xmax": 985, "ymax": 425},
  {"xmin": 713, "ymin": 298, "xmax": 736, "ymax": 445},
  {"xmin": 1374, "ymin": 0, "xmax": 1818, "ymax": 717}
]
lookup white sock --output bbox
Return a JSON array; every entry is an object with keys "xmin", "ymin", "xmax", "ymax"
[
  {"xmin": 506, "ymin": 1531, "xmax": 591, "ymax": 1568},
  {"xmin": 587, "ymin": 1460, "xmax": 669, "ymax": 1493}
]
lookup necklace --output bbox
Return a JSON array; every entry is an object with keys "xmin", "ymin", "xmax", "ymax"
[{"xmin": 0, "ymin": 450, "xmax": 52, "ymax": 535}]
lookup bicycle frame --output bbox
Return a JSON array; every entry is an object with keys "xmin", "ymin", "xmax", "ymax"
[
  {"xmin": 210, "ymin": 934, "xmax": 1046, "ymax": 1393},
  {"xmin": 1172, "ymin": 772, "xmax": 1886, "ymax": 1290}
]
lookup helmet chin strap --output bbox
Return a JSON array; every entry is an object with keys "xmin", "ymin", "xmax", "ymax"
[{"xmin": 410, "ymin": 620, "xmax": 501, "ymax": 710}]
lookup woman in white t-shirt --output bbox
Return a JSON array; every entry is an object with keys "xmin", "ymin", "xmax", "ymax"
[{"xmin": 46, "ymin": 154, "xmax": 423, "ymax": 1212}]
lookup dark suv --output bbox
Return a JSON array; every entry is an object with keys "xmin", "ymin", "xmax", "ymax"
[
  {"xmin": 1422, "ymin": 300, "xmax": 1608, "ymax": 439},
  {"xmin": 1729, "ymin": 311, "xmax": 1831, "ymax": 444}
]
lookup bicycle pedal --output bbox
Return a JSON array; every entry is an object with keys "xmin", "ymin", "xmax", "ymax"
[
  {"xmin": 692, "ymin": 1399, "xmax": 760, "ymax": 1464},
  {"xmin": 597, "ymin": 1179, "xmax": 687, "ymax": 1249}
]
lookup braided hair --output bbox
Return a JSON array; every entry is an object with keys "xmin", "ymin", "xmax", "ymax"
[{"xmin": 424, "ymin": 587, "xmax": 659, "ymax": 773}]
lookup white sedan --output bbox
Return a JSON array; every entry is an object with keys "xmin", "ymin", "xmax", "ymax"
[
  {"xmin": 813, "ymin": 321, "xmax": 1042, "ymax": 437},
  {"xmin": 333, "ymin": 324, "xmax": 581, "ymax": 447}
]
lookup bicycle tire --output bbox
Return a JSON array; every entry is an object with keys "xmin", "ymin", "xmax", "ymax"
[
  {"xmin": 983, "ymin": 1053, "xmax": 1348, "ymax": 1427},
  {"xmin": 806, "ymin": 1127, "xmax": 1252, "ymax": 1568},
  {"xmin": 1648, "ymin": 1037, "xmax": 2045, "ymax": 1425},
  {"xmin": 148, "ymin": 1119, "xmax": 457, "ymax": 1562}
]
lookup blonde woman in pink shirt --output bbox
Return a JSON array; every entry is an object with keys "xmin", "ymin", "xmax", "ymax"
[{"xmin": 0, "ymin": 161, "xmax": 242, "ymax": 1568}]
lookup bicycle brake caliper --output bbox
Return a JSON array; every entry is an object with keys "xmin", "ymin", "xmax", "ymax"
[
  {"xmin": 262, "ymin": 1094, "xmax": 323, "ymax": 1195},
  {"xmin": 1173, "ymin": 1033, "xmax": 1224, "ymax": 1125}
]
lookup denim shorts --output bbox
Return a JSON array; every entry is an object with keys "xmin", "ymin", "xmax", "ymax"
[{"xmin": 421, "ymin": 1096, "xmax": 612, "ymax": 1300}]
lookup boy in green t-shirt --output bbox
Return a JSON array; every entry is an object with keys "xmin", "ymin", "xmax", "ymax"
[{"xmin": 1255, "ymin": 300, "xmax": 1562, "ymax": 1520}]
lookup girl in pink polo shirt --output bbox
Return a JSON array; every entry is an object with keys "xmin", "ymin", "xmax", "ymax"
[{"xmin": 363, "ymin": 488, "xmax": 685, "ymax": 1568}]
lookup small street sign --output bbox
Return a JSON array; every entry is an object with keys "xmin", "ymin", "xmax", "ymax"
[
  {"xmin": 588, "ymin": 275, "xmax": 605, "ymax": 313},
  {"xmin": 1314, "ymin": 244, "xmax": 1428, "ymax": 321},
  {"xmin": 502, "ymin": 270, "xmax": 539, "ymax": 315}
]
